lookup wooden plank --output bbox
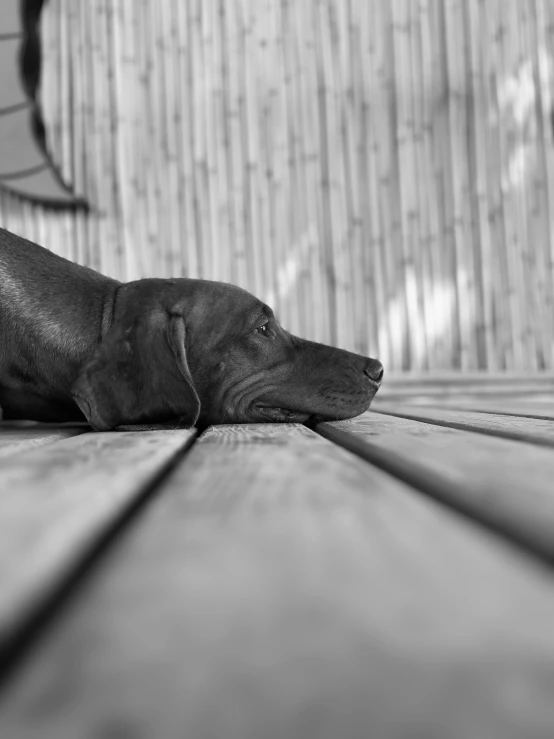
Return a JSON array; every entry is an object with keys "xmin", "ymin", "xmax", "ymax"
[
  {"xmin": 379, "ymin": 372, "xmax": 554, "ymax": 397},
  {"xmin": 383, "ymin": 372, "xmax": 554, "ymax": 388},
  {"xmin": 379, "ymin": 384, "xmax": 554, "ymax": 398},
  {"xmin": 371, "ymin": 403, "xmax": 554, "ymax": 447},
  {"xmin": 378, "ymin": 389, "xmax": 554, "ymax": 404},
  {"xmin": 0, "ymin": 425, "xmax": 87, "ymax": 458},
  {"xmin": 4, "ymin": 424, "xmax": 554, "ymax": 736},
  {"xmin": 0, "ymin": 429, "xmax": 196, "ymax": 645},
  {"xmin": 379, "ymin": 395, "xmax": 554, "ymax": 420},
  {"xmin": 318, "ymin": 412, "xmax": 554, "ymax": 562}
]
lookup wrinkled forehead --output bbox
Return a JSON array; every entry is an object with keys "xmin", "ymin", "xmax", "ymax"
[{"xmin": 184, "ymin": 279, "xmax": 270, "ymax": 334}]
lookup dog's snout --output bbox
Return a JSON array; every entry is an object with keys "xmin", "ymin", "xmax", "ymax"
[{"xmin": 364, "ymin": 359, "xmax": 384, "ymax": 384}]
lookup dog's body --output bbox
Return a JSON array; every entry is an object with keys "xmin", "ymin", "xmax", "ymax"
[
  {"xmin": 0, "ymin": 230, "xmax": 117, "ymax": 423},
  {"xmin": 0, "ymin": 227, "xmax": 383, "ymax": 430}
]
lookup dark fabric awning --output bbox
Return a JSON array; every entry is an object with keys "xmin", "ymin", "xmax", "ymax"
[{"xmin": 0, "ymin": 0, "xmax": 87, "ymax": 207}]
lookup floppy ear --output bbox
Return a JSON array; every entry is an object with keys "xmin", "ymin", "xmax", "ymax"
[{"xmin": 72, "ymin": 307, "xmax": 200, "ymax": 431}]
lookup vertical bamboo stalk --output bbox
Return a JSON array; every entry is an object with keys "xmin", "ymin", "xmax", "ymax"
[
  {"xmin": 148, "ymin": 0, "xmax": 168, "ymax": 276},
  {"xmin": 533, "ymin": 0, "xmax": 554, "ymax": 369},
  {"xmin": 464, "ymin": 0, "xmax": 494, "ymax": 369},
  {"xmin": 344, "ymin": 0, "xmax": 372, "ymax": 357},
  {"xmin": 367, "ymin": 0, "xmax": 390, "ymax": 368},
  {"xmin": 392, "ymin": 0, "xmax": 426, "ymax": 370},
  {"xmin": 387, "ymin": 0, "xmax": 407, "ymax": 369},
  {"xmin": 141, "ymin": 0, "xmax": 160, "ymax": 276},
  {"xmin": 278, "ymin": 0, "xmax": 308, "ymax": 339},
  {"xmin": 507, "ymin": 0, "xmax": 536, "ymax": 370},
  {"xmin": 201, "ymin": 0, "xmax": 219, "ymax": 282},
  {"xmin": 235, "ymin": 0, "xmax": 257, "ymax": 295},
  {"xmin": 199, "ymin": 0, "xmax": 218, "ymax": 283},
  {"xmin": 518, "ymin": 0, "xmax": 547, "ymax": 370},
  {"xmin": 480, "ymin": 0, "xmax": 502, "ymax": 366},
  {"xmin": 270, "ymin": 0, "xmax": 293, "ymax": 329},
  {"xmin": 217, "ymin": 0, "xmax": 239, "ymax": 286},
  {"xmin": 321, "ymin": 1, "xmax": 353, "ymax": 351},
  {"xmin": 121, "ymin": 0, "xmax": 143, "ymax": 276},
  {"xmin": 419, "ymin": 0, "xmax": 448, "ymax": 368},
  {"xmin": 359, "ymin": 0, "xmax": 389, "ymax": 364},
  {"xmin": 487, "ymin": 0, "xmax": 513, "ymax": 368},
  {"xmin": 408, "ymin": 0, "xmax": 432, "ymax": 370},
  {"xmin": 326, "ymin": 0, "xmax": 357, "ymax": 352},
  {"xmin": 66, "ymin": 0, "xmax": 88, "ymax": 268},
  {"xmin": 106, "ymin": 0, "xmax": 134, "ymax": 280},
  {"xmin": 190, "ymin": 0, "xmax": 211, "ymax": 279},
  {"xmin": 442, "ymin": 0, "xmax": 472, "ymax": 370},
  {"xmin": 272, "ymin": 0, "xmax": 300, "ymax": 335},
  {"xmin": 207, "ymin": 0, "xmax": 232, "ymax": 283},
  {"xmin": 156, "ymin": 0, "xmax": 178, "ymax": 277},
  {"xmin": 82, "ymin": 1, "xmax": 102, "ymax": 273},
  {"xmin": 375, "ymin": 0, "xmax": 405, "ymax": 370},
  {"xmin": 498, "ymin": 0, "xmax": 529, "ymax": 369},
  {"xmin": 173, "ymin": 0, "xmax": 197, "ymax": 278},
  {"xmin": 258, "ymin": 0, "xmax": 285, "ymax": 321},
  {"xmin": 313, "ymin": 0, "xmax": 339, "ymax": 347},
  {"xmin": 226, "ymin": 0, "xmax": 248, "ymax": 288},
  {"xmin": 58, "ymin": 0, "xmax": 72, "ymax": 189},
  {"xmin": 289, "ymin": 1, "xmax": 326, "ymax": 342}
]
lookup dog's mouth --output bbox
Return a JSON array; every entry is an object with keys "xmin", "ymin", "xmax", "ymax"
[
  {"xmin": 254, "ymin": 400, "xmax": 376, "ymax": 425},
  {"xmin": 252, "ymin": 380, "xmax": 380, "ymax": 424},
  {"xmin": 254, "ymin": 405, "xmax": 312, "ymax": 423}
]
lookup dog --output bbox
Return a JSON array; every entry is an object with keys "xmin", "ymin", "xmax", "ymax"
[{"xmin": 0, "ymin": 227, "xmax": 383, "ymax": 430}]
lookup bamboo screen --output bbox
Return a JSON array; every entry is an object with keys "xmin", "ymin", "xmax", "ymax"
[{"xmin": 1, "ymin": 0, "xmax": 554, "ymax": 372}]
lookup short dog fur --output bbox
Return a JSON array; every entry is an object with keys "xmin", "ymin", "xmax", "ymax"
[{"xmin": 0, "ymin": 227, "xmax": 383, "ymax": 430}]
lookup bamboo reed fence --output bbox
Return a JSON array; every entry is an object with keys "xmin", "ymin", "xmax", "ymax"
[{"xmin": 1, "ymin": 0, "xmax": 554, "ymax": 371}]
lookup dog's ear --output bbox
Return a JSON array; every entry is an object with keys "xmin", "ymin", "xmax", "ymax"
[{"xmin": 72, "ymin": 306, "xmax": 200, "ymax": 431}]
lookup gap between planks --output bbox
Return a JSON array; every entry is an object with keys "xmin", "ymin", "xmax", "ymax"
[
  {"xmin": 370, "ymin": 403, "xmax": 554, "ymax": 448},
  {"xmin": 317, "ymin": 411, "xmax": 554, "ymax": 565},
  {"xmin": 377, "ymin": 396, "xmax": 554, "ymax": 421},
  {"xmin": 0, "ymin": 428, "xmax": 197, "ymax": 681}
]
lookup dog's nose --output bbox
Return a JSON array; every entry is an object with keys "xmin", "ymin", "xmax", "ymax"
[{"xmin": 364, "ymin": 359, "xmax": 384, "ymax": 384}]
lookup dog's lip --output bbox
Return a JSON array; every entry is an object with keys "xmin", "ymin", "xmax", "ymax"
[
  {"xmin": 254, "ymin": 404, "xmax": 311, "ymax": 421},
  {"xmin": 256, "ymin": 404, "xmax": 300, "ymax": 415}
]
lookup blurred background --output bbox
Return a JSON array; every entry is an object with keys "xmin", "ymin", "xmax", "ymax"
[{"xmin": 1, "ymin": 0, "xmax": 554, "ymax": 373}]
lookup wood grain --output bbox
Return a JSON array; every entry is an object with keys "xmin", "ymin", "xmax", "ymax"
[
  {"xmin": 0, "ymin": 429, "xmax": 196, "ymax": 643},
  {"xmin": 318, "ymin": 412, "xmax": 554, "ymax": 562},
  {"xmin": 371, "ymin": 403, "xmax": 554, "ymax": 447},
  {"xmin": 376, "ymin": 395, "xmax": 554, "ymax": 421},
  {"xmin": 0, "ymin": 425, "xmax": 86, "ymax": 458},
  {"xmin": 379, "ymin": 373, "xmax": 554, "ymax": 398},
  {"xmin": 381, "ymin": 372, "xmax": 554, "ymax": 388},
  {"xmin": 3, "ymin": 423, "xmax": 554, "ymax": 737}
]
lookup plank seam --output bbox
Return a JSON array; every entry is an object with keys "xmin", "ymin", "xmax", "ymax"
[
  {"xmin": 0, "ymin": 429, "xmax": 200, "ymax": 692},
  {"xmin": 394, "ymin": 405, "xmax": 554, "ymax": 422},
  {"xmin": 315, "ymin": 422, "xmax": 554, "ymax": 569},
  {"xmin": 370, "ymin": 409, "xmax": 554, "ymax": 448}
]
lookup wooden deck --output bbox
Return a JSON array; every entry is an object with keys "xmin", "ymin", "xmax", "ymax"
[{"xmin": 1, "ymin": 375, "xmax": 554, "ymax": 738}]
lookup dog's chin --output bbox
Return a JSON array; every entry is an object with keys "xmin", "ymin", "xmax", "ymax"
[
  {"xmin": 305, "ymin": 395, "xmax": 377, "ymax": 426},
  {"xmin": 253, "ymin": 393, "xmax": 376, "ymax": 426},
  {"xmin": 253, "ymin": 405, "xmax": 312, "ymax": 423},
  {"xmin": 304, "ymin": 410, "xmax": 363, "ymax": 427},
  {"xmin": 201, "ymin": 390, "xmax": 379, "ymax": 426}
]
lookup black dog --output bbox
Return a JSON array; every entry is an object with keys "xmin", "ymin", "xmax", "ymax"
[{"xmin": 0, "ymin": 228, "xmax": 383, "ymax": 430}]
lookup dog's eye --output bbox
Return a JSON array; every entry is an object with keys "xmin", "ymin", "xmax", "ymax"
[{"xmin": 256, "ymin": 323, "xmax": 269, "ymax": 335}]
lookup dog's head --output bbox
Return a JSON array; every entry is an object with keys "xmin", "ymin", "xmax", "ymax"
[{"xmin": 72, "ymin": 278, "xmax": 383, "ymax": 430}]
